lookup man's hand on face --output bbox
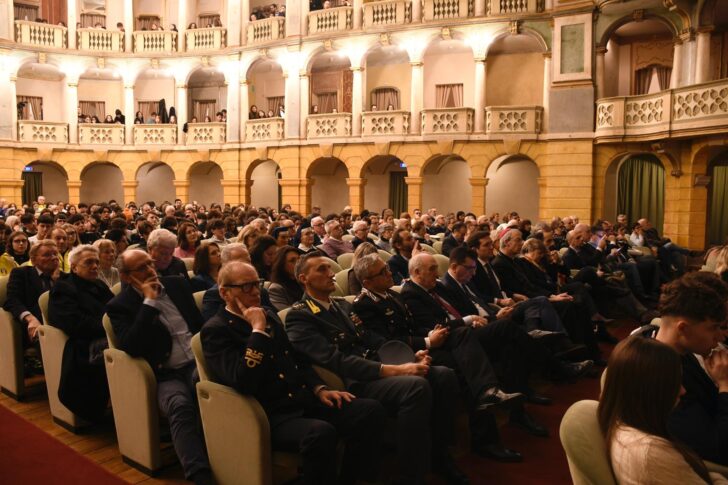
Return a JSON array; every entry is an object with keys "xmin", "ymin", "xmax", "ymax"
[{"xmin": 132, "ymin": 274, "xmax": 160, "ymax": 300}]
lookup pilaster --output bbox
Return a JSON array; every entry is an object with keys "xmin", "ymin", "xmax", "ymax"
[
  {"xmin": 469, "ymin": 177, "xmax": 488, "ymax": 216},
  {"xmin": 67, "ymin": 180, "xmax": 82, "ymax": 205},
  {"xmin": 173, "ymin": 180, "xmax": 190, "ymax": 202},
  {"xmin": 346, "ymin": 177, "xmax": 367, "ymax": 213},
  {"xmin": 404, "ymin": 176, "xmax": 423, "ymax": 215},
  {"xmin": 278, "ymin": 178, "xmax": 313, "ymax": 214},
  {"xmin": 122, "ymin": 180, "xmax": 138, "ymax": 204}
]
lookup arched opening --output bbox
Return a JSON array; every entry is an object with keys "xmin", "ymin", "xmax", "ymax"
[
  {"xmin": 423, "ymin": 39, "xmax": 474, "ymax": 109},
  {"xmin": 362, "ymin": 156, "xmax": 408, "ymax": 214},
  {"xmin": 80, "ymin": 162, "xmax": 124, "ymax": 203},
  {"xmin": 136, "ymin": 162, "xmax": 175, "ymax": 205},
  {"xmin": 78, "ymin": 67, "xmax": 123, "ymax": 123},
  {"xmin": 309, "ymin": 158, "xmax": 348, "ymax": 213},
  {"xmin": 615, "ymin": 154, "xmax": 665, "ymax": 231},
  {"xmin": 22, "ymin": 161, "xmax": 69, "ymax": 206},
  {"xmin": 602, "ymin": 19, "xmax": 674, "ymax": 97},
  {"xmin": 189, "ymin": 162, "xmax": 223, "ymax": 207},
  {"xmin": 309, "ymin": 51, "xmax": 352, "ymax": 114},
  {"xmin": 187, "ymin": 67, "xmax": 227, "ymax": 123},
  {"xmin": 134, "ymin": 67, "xmax": 176, "ymax": 123},
  {"xmin": 485, "ymin": 34, "xmax": 544, "ymax": 106},
  {"xmin": 422, "ymin": 155, "xmax": 471, "ymax": 214},
  {"xmin": 249, "ymin": 0, "xmax": 286, "ymax": 20},
  {"xmin": 132, "ymin": 0, "xmax": 165, "ymax": 30},
  {"xmin": 708, "ymin": 153, "xmax": 728, "ymax": 246},
  {"xmin": 246, "ymin": 58, "xmax": 285, "ymax": 118},
  {"xmin": 16, "ymin": 63, "xmax": 66, "ymax": 121},
  {"xmin": 364, "ymin": 45, "xmax": 411, "ymax": 111},
  {"xmin": 186, "ymin": 0, "xmax": 226, "ymax": 28},
  {"xmin": 486, "ymin": 156, "xmax": 540, "ymax": 220},
  {"xmin": 249, "ymin": 159, "xmax": 281, "ymax": 209}
]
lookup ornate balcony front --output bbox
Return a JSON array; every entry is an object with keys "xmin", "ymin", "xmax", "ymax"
[
  {"xmin": 595, "ymin": 79, "xmax": 728, "ymax": 142},
  {"xmin": 363, "ymin": 1, "xmax": 411, "ymax": 28},
  {"xmin": 77, "ymin": 28, "xmax": 123, "ymax": 52},
  {"xmin": 485, "ymin": 106, "xmax": 543, "ymax": 135},
  {"xmin": 245, "ymin": 118, "xmax": 284, "ymax": 142},
  {"xmin": 78, "ymin": 124, "xmax": 125, "ymax": 145},
  {"xmin": 487, "ymin": 0, "xmax": 542, "ymax": 16},
  {"xmin": 308, "ymin": 7, "xmax": 353, "ymax": 34},
  {"xmin": 421, "ymin": 108, "xmax": 474, "ymax": 135},
  {"xmin": 423, "ymin": 0, "xmax": 469, "ymax": 21},
  {"xmin": 133, "ymin": 30, "xmax": 177, "ymax": 53},
  {"xmin": 185, "ymin": 27, "xmax": 226, "ymax": 52},
  {"xmin": 15, "ymin": 20, "xmax": 67, "ymax": 48},
  {"xmin": 18, "ymin": 121, "xmax": 68, "ymax": 143},
  {"xmin": 133, "ymin": 124, "xmax": 178, "ymax": 145},
  {"xmin": 186, "ymin": 123, "xmax": 226, "ymax": 144},
  {"xmin": 362, "ymin": 111, "xmax": 410, "ymax": 136},
  {"xmin": 307, "ymin": 113, "xmax": 352, "ymax": 139},
  {"xmin": 247, "ymin": 17, "xmax": 285, "ymax": 45}
]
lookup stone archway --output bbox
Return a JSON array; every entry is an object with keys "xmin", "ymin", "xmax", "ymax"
[
  {"xmin": 308, "ymin": 157, "xmax": 349, "ymax": 214},
  {"xmin": 136, "ymin": 162, "xmax": 175, "ymax": 205},
  {"xmin": 24, "ymin": 161, "xmax": 69, "ymax": 204},
  {"xmin": 422, "ymin": 155, "xmax": 472, "ymax": 214},
  {"xmin": 80, "ymin": 162, "xmax": 124, "ymax": 203},
  {"xmin": 486, "ymin": 156, "xmax": 540, "ymax": 220},
  {"xmin": 188, "ymin": 161, "xmax": 224, "ymax": 207}
]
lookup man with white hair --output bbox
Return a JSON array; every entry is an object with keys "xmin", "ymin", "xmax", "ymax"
[
  {"xmin": 148, "ymin": 228, "xmax": 189, "ymax": 279},
  {"xmin": 350, "ymin": 220, "xmax": 376, "ymax": 249},
  {"xmin": 319, "ymin": 219, "xmax": 353, "ymax": 259},
  {"xmin": 309, "ymin": 216, "xmax": 326, "ymax": 244}
]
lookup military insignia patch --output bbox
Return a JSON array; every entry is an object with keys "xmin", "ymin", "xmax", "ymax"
[
  {"xmin": 306, "ymin": 299, "xmax": 321, "ymax": 314},
  {"xmin": 350, "ymin": 312, "xmax": 363, "ymax": 326},
  {"xmin": 245, "ymin": 348, "xmax": 264, "ymax": 368}
]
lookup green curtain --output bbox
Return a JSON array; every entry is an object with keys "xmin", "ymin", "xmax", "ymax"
[
  {"xmin": 21, "ymin": 172, "xmax": 42, "ymax": 207},
  {"xmin": 388, "ymin": 172, "xmax": 408, "ymax": 216},
  {"xmin": 617, "ymin": 156, "xmax": 665, "ymax": 231},
  {"xmin": 709, "ymin": 163, "xmax": 728, "ymax": 245}
]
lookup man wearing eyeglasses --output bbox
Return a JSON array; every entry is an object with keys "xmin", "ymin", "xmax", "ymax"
[
  {"xmin": 106, "ymin": 249, "xmax": 213, "ymax": 485},
  {"xmin": 201, "ymin": 261, "xmax": 385, "ymax": 484}
]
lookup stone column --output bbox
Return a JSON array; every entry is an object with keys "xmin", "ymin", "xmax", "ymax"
[
  {"xmin": 670, "ymin": 40, "xmax": 683, "ymax": 89},
  {"xmin": 351, "ymin": 66, "xmax": 363, "ymax": 136},
  {"xmin": 595, "ymin": 47, "xmax": 606, "ymax": 99},
  {"xmin": 240, "ymin": 179, "xmax": 254, "ymax": 205},
  {"xmin": 346, "ymin": 178, "xmax": 367, "ymax": 213},
  {"xmin": 176, "ymin": 83, "xmax": 188, "ymax": 144},
  {"xmin": 178, "ymin": 0, "xmax": 187, "ymax": 49},
  {"xmin": 67, "ymin": 0, "xmax": 77, "ymax": 49},
  {"xmin": 297, "ymin": 0, "xmax": 309, "ymax": 36},
  {"xmin": 124, "ymin": 84, "xmax": 134, "ymax": 144},
  {"xmin": 279, "ymin": 178, "xmax": 313, "ymax": 213},
  {"xmin": 227, "ymin": 0, "xmax": 241, "ymax": 46},
  {"xmin": 695, "ymin": 27, "xmax": 713, "ymax": 84},
  {"xmin": 404, "ymin": 176, "xmax": 423, "ymax": 214},
  {"xmin": 123, "ymin": 0, "xmax": 134, "ymax": 52},
  {"xmin": 284, "ymin": 71, "xmax": 301, "ymax": 139},
  {"xmin": 173, "ymin": 180, "xmax": 190, "ymax": 202},
  {"xmin": 411, "ymin": 0, "xmax": 422, "ymax": 23},
  {"xmin": 240, "ymin": 79, "xmax": 249, "ymax": 140},
  {"xmin": 225, "ymin": 59, "xmax": 241, "ymax": 142},
  {"xmin": 66, "ymin": 81, "xmax": 79, "ymax": 143},
  {"xmin": 474, "ymin": 0, "xmax": 485, "ymax": 16},
  {"xmin": 469, "ymin": 177, "xmax": 488, "ymax": 215},
  {"xmin": 409, "ymin": 61, "xmax": 424, "ymax": 135},
  {"xmin": 1, "ymin": 0, "xmax": 14, "ymax": 40},
  {"xmin": 353, "ymin": 0, "xmax": 363, "ymax": 29},
  {"xmin": 122, "ymin": 180, "xmax": 138, "ymax": 204},
  {"xmin": 299, "ymin": 72, "xmax": 310, "ymax": 139},
  {"xmin": 241, "ymin": 0, "xmax": 250, "ymax": 42},
  {"xmin": 473, "ymin": 58, "xmax": 486, "ymax": 133},
  {"xmin": 8, "ymin": 75, "xmax": 17, "ymax": 141},
  {"xmin": 542, "ymin": 52, "xmax": 551, "ymax": 133},
  {"xmin": 67, "ymin": 181, "xmax": 82, "ymax": 205},
  {"xmin": 221, "ymin": 179, "xmax": 242, "ymax": 204}
]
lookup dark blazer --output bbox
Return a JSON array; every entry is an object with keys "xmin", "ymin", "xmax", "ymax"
[
  {"xmin": 201, "ymin": 284, "xmax": 274, "ymax": 321},
  {"xmin": 387, "ymin": 254, "xmax": 409, "ymax": 285},
  {"xmin": 268, "ymin": 281, "xmax": 303, "ymax": 312},
  {"xmin": 351, "ymin": 236, "xmax": 376, "ymax": 250},
  {"xmin": 48, "ymin": 272, "xmax": 113, "ymax": 421},
  {"xmin": 190, "ymin": 272, "xmax": 216, "ymax": 292},
  {"xmin": 399, "ymin": 280, "xmax": 468, "ymax": 330},
  {"xmin": 441, "ymin": 235, "xmax": 462, "ymax": 257},
  {"xmin": 561, "ymin": 244, "xmax": 611, "ymax": 271},
  {"xmin": 4, "ymin": 265, "xmax": 46, "ymax": 325},
  {"xmin": 517, "ymin": 258, "xmax": 559, "ymax": 295},
  {"xmin": 438, "ymin": 272, "xmax": 488, "ymax": 318},
  {"xmin": 285, "ymin": 294, "xmax": 382, "ymax": 387},
  {"xmin": 351, "ymin": 289, "xmax": 427, "ymax": 352},
  {"xmin": 158, "ymin": 256, "xmax": 190, "ymax": 280},
  {"xmin": 201, "ymin": 307, "xmax": 323, "ymax": 423},
  {"xmin": 468, "ymin": 260, "xmax": 503, "ymax": 303},
  {"xmin": 491, "ymin": 253, "xmax": 549, "ymax": 298},
  {"xmin": 106, "ymin": 275, "xmax": 203, "ymax": 372}
]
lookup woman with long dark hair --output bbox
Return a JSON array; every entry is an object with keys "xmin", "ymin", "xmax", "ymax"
[
  {"xmin": 268, "ymin": 246, "xmax": 303, "ymax": 311},
  {"xmin": 174, "ymin": 221, "xmax": 200, "ymax": 258},
  {"xmin": 191, "ymin": 242, "xmax": 221, "ymax": 292},
  {"xmin": 599, "ymin": 337, "xmax": 725, "ymax": 484},
  {"xmin": 249, "ymin": 235, "xmax": 278, "ymax": 281}
]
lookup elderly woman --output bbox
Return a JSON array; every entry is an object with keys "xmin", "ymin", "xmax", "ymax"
[
  {"xmin": 191, "ymin": 242, "xmax": 221, "ymax": 292},
  {"xmin": 268, "ymin": 246, "xmax": 302, "ymax": 311},
  {"xmin": 92, "ymin": 239, "xmax": 120, "ymax": 289},
  {"xmin": 297, "ymin": 227, "xmax": 317, "ymax": 254},
  {"xmin": 148, "ymin": 228, "xmax": 189, "ymax": 279},
  {"xmin": 48, "ymin": 244, "xmax": 114, "ymax": 422}
]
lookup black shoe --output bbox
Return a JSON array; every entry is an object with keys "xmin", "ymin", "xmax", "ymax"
[
  {"xmin": 475, "ymin": 443, "xmax": 523, "ymax": 463},
  {"xmin": 475, "ymin": 388, "xmax": 525, "ymax": 412},
  {"xmin": 510, "ymin": 412, "xmax": 549, "ymax": 438},
  {"xmin": 552, "ymin": 360, "xmax": 594, "ymax": 381},
  {"xmin": 432, "ymin": 452, "xmax": 469, "ymax": 485},
  {"xmin": 190, "ymin": 469, "xmax": 215, "ymax": 485},
  {"xmin": 526, "ymin": 393, "xmax": 552, "ymax": 405}
]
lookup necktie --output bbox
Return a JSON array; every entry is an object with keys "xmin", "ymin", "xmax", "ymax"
[
  {"xmin": 41, "ymin": 273, "xmax": 52, "ymax": 291},
  {"xmin": 430, "ymin": 290, "xmax": 462, "ymax": 319},
  {"xmin": 485, "ymin": 263, "xmax": 507, "ymax": 299}
]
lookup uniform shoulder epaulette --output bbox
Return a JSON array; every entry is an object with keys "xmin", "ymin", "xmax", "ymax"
[
  {"xmin": 353, "ymin": 294, "xmax": 363, "ymax": 303},
  {"xmin": 291, "ymin": 301, "xmax": 306, "ymax": 311}
]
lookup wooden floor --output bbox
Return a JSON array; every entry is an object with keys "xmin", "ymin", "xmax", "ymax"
[{"xmin": 0, "ymin": 377, "xmax": 188, "ymax": 485}]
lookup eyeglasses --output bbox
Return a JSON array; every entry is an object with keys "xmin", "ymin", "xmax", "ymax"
[
  {"xmin": 369, "ymin": 265, "xmax": 390, "ymax": 278},
  {"xmin": 458, "ymin": 264, "xmax": 477, "ymax": 272},
  {"xmin": 224, "ymin": 279, "xmax": 264, "ymax": 293}
]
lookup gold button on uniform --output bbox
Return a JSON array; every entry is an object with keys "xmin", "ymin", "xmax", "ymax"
[
  {"xmin": 288, "ymin": 393, "xmax": 293, "ymax": 398},
  {"xmin": 279, "ymin": 373, "xmax": 285, "ymax": 379}
]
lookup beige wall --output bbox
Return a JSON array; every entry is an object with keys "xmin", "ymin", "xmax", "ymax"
[
  {"xmin": 423, "ymin": 50, "xmax": 474, "ymax": 108},
  {"xmin": 364, "ymin": 165, "xmax": 406, "ymax": 214},
  {"xmin": 81, "ymin": 164, "xmax": 124, "ymax": 203},
  {"xmin": 250, "ymin": 159, "xmax": 279, "ymax": 208},
  {"xmin": 136, "ymin": 162, "xmax": 176, "ymax": 205},
  {"xmin": 134, "ymin": 77, "xmax": 175, "ymax": 110},
  {"xmin": 16, "ymin": 77, "xmax": 65, "ymax": 121},
  {"xmin": 365, "ymin": 62, "xmax": 411, "ymax": 110},
  {"xmin": 188, "ymin": 85, "xmax": 227, "ymax": 118},
  {"xmin": 311, "ymin": 164, "xmax": 348, "ymax": 214},
  {"xmin": 486, "ymin": 158, "xmax": 540, "ymax": 220},
  {"xmin": 485, "ymin": 53, "xmax": 544, "ymax": 106},
  {"xmin": 78, "ymin": 78, "xmax": 124, "ymax": 117},
  {"xmin": 422, "ymin": 160, "xmax": 471, "ymax": 214},
  {"xmin": 189, "ymin": 162, "xmax": 223, "ymax": 206},
  {"xmin": 104, "ymin": 0, "xmax": 124, "ymax": 28},
  {"xmin": 29, "ymin": 162, "xmax": 69, "ymax": 203},
  {"xmin": 248, "ymin": 68, "xmax": 284, "ymax": 112},
  {"xmin": 195, "ymin": 0, "xmax": 224, "ymax": 22}
]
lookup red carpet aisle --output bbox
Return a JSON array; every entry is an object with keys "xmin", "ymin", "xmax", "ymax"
[{"xmin": 0, "ymin": 404, "xmax": 127, "ymax": 485}]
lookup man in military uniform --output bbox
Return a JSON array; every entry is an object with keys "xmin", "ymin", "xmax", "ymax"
[
  {"xmin": 201, "ymin": 261, "xmax": 386, "ymax": 485},
  {"xmin": 285, "ymin": 252, "xmax": 468, "ymax": 485}
]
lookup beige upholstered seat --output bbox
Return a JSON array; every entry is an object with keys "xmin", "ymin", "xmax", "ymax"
[
  {"xmin": 193, "ymin": 291, "xmax": 205, "ymax": 311},
  {"xmin": 323, "ymin": 257, "xmax": 342, "ymax": 274},
  {"xmin": 433, "ymin": 254, "xmax": 450, "ymax": 277},
  {"xmin": 390, "ymin": 285, "xmax": 402, "ymax": 293},
  {"xmin": 191, "ymin": 334, "xmax": 301, "ymax": 485},
  {"xmin": 560, "ymin": 399, "xmax": 617, "ymax": 485},
  {"xmin": 341, "ymin": 234, "xmax": 354, "ymax": 243},
  {"xmin": 102, "ymin": 315, "xmax": 164, "ymax": 475},
  {"xmin": 0, "ymin": 276, "xmax": 26, "ymax": 400},
  {"xmin": 111, "ymin": 281, "xmax": 122, "ymax": 295},
  {"xmin": 182, "ymin": 258, "xmax": 194, "ymax": 271},
  {"xmin": 418, "ymin": 244, "xmax": 436, "ymax": 255},
  {"xmin": 37, "ymin": 291, "xmax": 90, "ymax": 432},
  {"xmin": 337, "ymin": 253, "xmax": 354, "ymax": 270},
  {"xmin": 334, "ymin": 269, "xmax": 351, "ymax": 296},
  {"xmin": 432, "ymin": 241, "xmax": 443, "ymax": 254},
  {"xmin": 377, "ymin": 249, "xmax": 392, "ymax": 261}
]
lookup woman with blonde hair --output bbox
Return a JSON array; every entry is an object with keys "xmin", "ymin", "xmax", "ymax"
[
  {"xmin": 712, "ymin": 245, "xmax": 728, "ymax": 283},
  {"xmin": 237, "ymin": 224, "xmax": 260, "ymax": 249},
  {"xmin": 92, "ymin": 239, "xmax": 120, "ymax": 289},
  {"xmin": 348, "ymin": 242, "xmax": 380, "ymax": 295}
]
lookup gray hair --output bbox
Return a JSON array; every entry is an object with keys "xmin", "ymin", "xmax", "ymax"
[
  {"xmin": 221, "ymin": 243, "xmax": 250, "ymax": 264},
  {"xmin": 408, "ymin": 252, "xmax": 434, "ymax": 274},
  {"xmin": 352, "ymin": 253, "xmax": 381, "ymax": 283},
  {"xmin": 68, "ymin": 244, "xmax": 98, "ymax": 266},
  {"xmin": 352, "ymin": 220, "xmax": 368, "ymax": 232},
  {"xmin": 521, "ymin": 238, "xmax": 546, "ymax": 255},
  {"xmin": 311, "ymin": 216, "xmax": 324, "ymax": 226},
  {"xmin": 324, "ymin": 219, "xmax": 339, "ymax": 235},
  {"xmin": 92, "ymin": 238, "xmax": 115, "ymax": 252},
  {"xmin": 499, "ymin": 229, "xmax": 521, "ymax": 251},
  {"xmin": 147, "ymin": 228, "xmax": 177, "ymax": 249}
]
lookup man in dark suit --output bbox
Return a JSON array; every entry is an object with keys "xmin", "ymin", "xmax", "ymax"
[
  {"xmin": 201, "ymin": 261, "xmax": 385, "ymax": 484},
  {"xmin": 350, "ymin": 221, "xmax": 377, "ymax": 249},
  {"xmin": 387, "ymin": 228, "xmax": 416, "ymax": 285},
  {"xmin": 147, "ymin": 228, "xmax": 189, "ymax": 280},
  {"xmin": 441, "ymin": 222, "xmax": 466, "ymax": 257},
  {"xmin": 285, "ymin": 253, "xmax": 467, "ymax": 484},
  {"xmin": 107, "ymin": 250, "xmax": 212, "ymax": 485},
  {"xmin": 649, "ymin": 272, "xmax": 728, "ymax": 465}
]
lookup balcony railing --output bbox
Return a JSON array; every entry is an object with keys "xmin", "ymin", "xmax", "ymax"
[
  {"xmin": 421, "ymin": 108, "xmax": 474, "ymax": 135},
  {"xmin": 485, "ymin": 106, "xmax": 543, "ymax": 135},
  {"xmin": 363, "ymin": 0, "xmax": 411, "ymax": 28},
  {"xmin": 186, "ymin": 122, "xmax": 226, "ymax": 144},
  {"xmin": 18, "ymin": 121, "xmax": 68, "ymax": 143},
  {"xmin": 78, "ymin": 124, "xmax": 125, "ymax": 145},
  {"xmin": 423, "ymin": 0, "xmax": 469, "ymax": 21},
  {"xmin": 307, "ymin": 113, "xmax": 352, "ymax": 138},
  {"xmin": 308, "ymin": 7, "xmax": 353, "ymax": 34},
  {"xmin": 15, "ymin": 20, "xmax": 67, "ymax": 48},
  {"xmin": 595, "ymin": 79, "xmax": 728, "ymax": 142},
  {"xmin": 487, "ymin": 0, "xmax": 542, "ymax": 15},
  {"xmin": 247, "ymin": 17, "xmax": 285, "ymax": 45},
  {"xmin": 133, "ymin": 30, "xmax": 177, "ymax": 53},
  {"xmin": 77, "ymin": 28, "xmax": 123, "ymax": 52},
  {"xmin": 185, "ymin": 27, "xmax": 226, "ymax": 51},
  {"xmin": 362, "ymin": 110, "xmax": 410, "ymax": 136},
  {"xmin": 133, "ymin": 124, "xmax": 178, "ymax": 145},
  {"xmin": 245, "ymin": 118, "xmax": 285, "ymax": 142}
]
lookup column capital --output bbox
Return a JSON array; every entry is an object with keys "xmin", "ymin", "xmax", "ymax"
[
  {"xmin": 468, "ymin": 177, "xmax": 488, "ymax": 187},
  {"xmin": 121, "ymin": 181, "xmax": 138, "ymax": 188},
  {"xmin": 67, "ymin": 82, "xmax": 78, "ymax": 88},
  {"xmin": 66, "ymin": 181, "xmax": 82, "ymax": 188},
  {"xmin": 9, "ymin": 75, "xmax": 17, "ymax": 82},
  {"xmin": 173, "ymin": 180, "xmax": 190, "ymax": 188},
  {"xmin": 124, "ymin": 84, "xmax": 134, "ymax": 90},
  {"xmin": 299, "ymin": 71, "xmax": 309, "ymax": 79},
  {"xmin": 404, "ymin": 176, "xmax": 423, "ymax": 185},
  {"xmin": 240, "ymin": 79, "xmax": 248, "ymax": 86},
  {"xmin": 278, "ymin": 178, "xmax": 314, "ymax": 188},
  {"xmin": 176, "ymin": 83, "xmax": 188, "ymax": 89},
  {"xmin": 350, "ymin": 66, "xmax": 363, "ymax": 72},
  {"xmin": 678, "ymin": 30, "xmax": 694, "ymax": 43},
  {"xmin": 409, "ymin": 61, "xmax": 424, "ymax": 68},
  {"xmin": 345, "ymin": 177, "xmax": 367, "ymax": 186},
  {"xmin": 697, "ymin": 25, "xmax": 715, "ymax": 34},
  {"xmin": 594, "ymin": 46, "xmax": 607, "ymax": 55},
  {"xmin": 474, "ymin": 56, "xmax": 486, "ymax": 64},
  {"xmin": 0, "ymin": 179, "xmax": 25, "ymax": 188}
]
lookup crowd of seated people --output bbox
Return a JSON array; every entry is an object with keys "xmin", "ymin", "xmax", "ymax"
[{"xmin": 0, "ymin": 193, "xmax": 726, "ymax": 485}]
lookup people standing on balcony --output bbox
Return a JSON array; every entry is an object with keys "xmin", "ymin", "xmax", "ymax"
[
  {"xmin": 249, "ymin": 105, "xmax": 261, "ymax": 119},
  {"xmin": 116, "ymin": 22, "xmax": 124, "ymax": 32},
  {"xmin": 134, "ymin": 111, "xmax": 144, "ymax": 124},
  {"xmin": 213, "ymin": 18, "xmax": 223, "ymax": 27},
  {"xmin": 187, "ymin": 22, "xmax": 198, "ymax": 29},
  {"xmin": 169, "ymin": 115, "xmax": 177, "ymax": 124},
  {"xmin": 104, "ymin": 115, "xmax": 114, "ymax": 123},
  {"xmin": 183, "ymin": 116, "xmax": 197, "ymax": 133},
  {"xmin": 145, "ymin": 111, "xmax": 157, "ymax": 124},
  {"xmin": 215, "ymin": 112, "xmax": 223, "ymax": 122},
  {"xmin": 204, "ymin": 115, "xmax": 212, "ymax": 122},
  {"xmin": 266, "ymin": 109, "xmax": 275, "ymax": 118},
  {"xmin": 170, "ymin": 24, "xmax": 178, "ymax": 32},
  {"xmin": 114, "ymin": 109, "xmax": 125, "ymax": 124},
  {"xmin": 150, "ymin": 23, "xmax": 160, "ymax": 31},
  {"xmin": 93, "ymin": 22, "xmax": 104, "ymax": 29},
  {"xmin": 311, "ymin": 104, "xmax": 319, "ymax": 114}
]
